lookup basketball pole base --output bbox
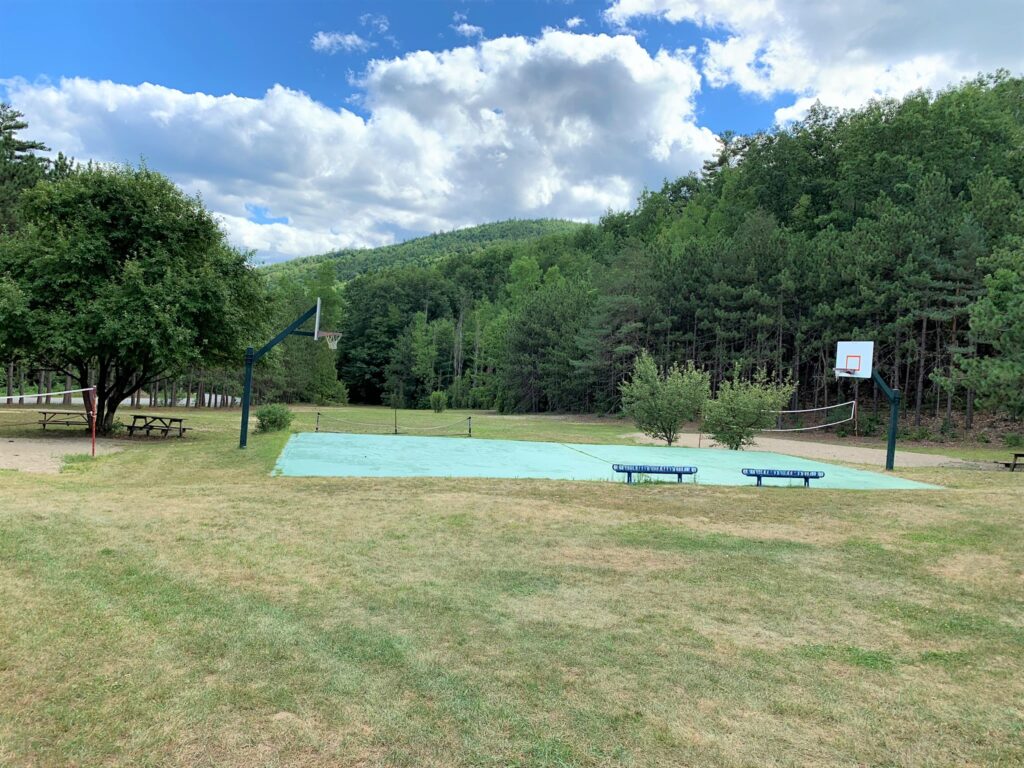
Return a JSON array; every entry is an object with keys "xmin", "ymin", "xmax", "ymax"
[{"xmin": 872, "ymin": 369, "xmax": 900, "ymax": 471}]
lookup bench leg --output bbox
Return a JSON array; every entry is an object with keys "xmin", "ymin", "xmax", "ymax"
[
  {"xmin": 804, "ymin": 477, "xmax": 810, "ymax": 488},
  {"xmin": 756, "ymin": 476, "xmax": 762, "ymax": 487}
]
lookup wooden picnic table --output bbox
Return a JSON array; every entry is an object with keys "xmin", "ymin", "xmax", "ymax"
[
  {"xmin": 38, "ymin": 409, "xmax": 91, "ymax": 429},
  {"xmin": 1007, "ymin": 452, "xmax": 1024, "ymax": 472},
  {"xmin": 126, "ymin": 413, "xmax": 188, "ymax": 438}
]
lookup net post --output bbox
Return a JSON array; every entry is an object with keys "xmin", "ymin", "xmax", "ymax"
[
  {"xmin": 315, "ymin": 411, "xmax": 320, "ymax": 433},
  {"xmin": 90, "ymin": 386, "xmax": 97, "ymax": 458},
  {"xmin": 467, "ymin": 416, "xmax": 471, "ymax": 438}
]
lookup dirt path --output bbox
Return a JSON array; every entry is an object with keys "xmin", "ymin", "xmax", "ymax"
[
  {"xmin": 625, "ymin": 432, "xmax": 965, "ymax": 468},
  {"xmin": 0, "ymin": 437, "xmax": 123, "ymax": 473}
]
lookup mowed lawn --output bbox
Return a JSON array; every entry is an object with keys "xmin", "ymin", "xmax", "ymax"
[{"xmin": 1, "ymin": 407, "xmax": 1022, "ymax": 767}]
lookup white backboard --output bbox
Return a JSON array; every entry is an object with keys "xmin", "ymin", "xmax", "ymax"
[{"xmin": 835, "ymin": 341, "xmax": 874, "ymax": 379}]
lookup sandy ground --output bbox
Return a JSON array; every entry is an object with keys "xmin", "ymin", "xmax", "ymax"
[
  {"xmin": 625, "ymin": 432, "xmax": 966, "ymax": 468},
  {"xmin": 0, "ymin": 437, "xmax": 123, "ymax": 473}
]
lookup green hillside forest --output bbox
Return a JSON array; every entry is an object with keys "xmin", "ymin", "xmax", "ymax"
[
  {"xmin": 313, "ymin": 73, "xmax": 1024, "ymax": 427},
  {"xmin": 261, "ymin": 219, "xmax": 585, "ymax": 283}
]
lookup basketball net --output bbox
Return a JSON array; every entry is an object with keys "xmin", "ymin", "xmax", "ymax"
[{"xmin": 319, "ymin": 332, "xmax": 342, "ymax": 350}]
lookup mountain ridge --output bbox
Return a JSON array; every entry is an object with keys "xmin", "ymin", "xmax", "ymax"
[{"xmin": 260, "ymin": 218, "xmax": 586, "ymax": 283}]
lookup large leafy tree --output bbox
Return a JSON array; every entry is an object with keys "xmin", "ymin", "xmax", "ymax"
[{"xmin": 0, "ymin": 163, "xmax": 267, "ymax": 431}]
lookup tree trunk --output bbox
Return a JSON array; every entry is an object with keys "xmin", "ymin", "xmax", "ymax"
[
  {"xmin": 185, "ymin": 369, "xmax": 193, "ymax": 407},
  {"xmin": 914, "ymin": 316, "xmax": 927, "ymax": 427},
  {"xmin": 6, "ymin": 361, "xmax": 13, "ymax": 404},
  {"xmin": 64, "ymin": 374, "xmax": 73, "ymax": 405},
  {"xmin": 933, "ymin": 322, "xmax": 942, "ymax": 418},
  {"xmin": 965, "ymin": 389, "xmax": 974, "ymax": 431}
]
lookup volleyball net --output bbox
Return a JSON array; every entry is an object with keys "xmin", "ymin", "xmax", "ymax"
[
  {"xmin": 0, "ymin": 386, "xmax": 97, "ymax": 456},
  {"xmin": 763, "ymin": 400, "xmax": 857, "ymax": 433},
  {"xmin": 314, "ymin": 411, "xmax": 472, "ymax": 437}
]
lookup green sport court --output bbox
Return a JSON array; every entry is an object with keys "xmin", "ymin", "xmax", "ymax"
[{"xmin": 273, "ymin": 432, "xmax": 937, "ymax": 490}]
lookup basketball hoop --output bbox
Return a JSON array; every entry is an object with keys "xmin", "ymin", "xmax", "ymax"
[{"xmin": 319, "ymin": 331, "xmax": 342, "ymax": 350}]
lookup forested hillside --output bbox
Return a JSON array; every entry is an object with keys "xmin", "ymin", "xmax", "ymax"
[
  {"xmin": 325, "ymin": 73, "xmax": 1024, "ymax": 426},
  {"xmin": 261, "ymin": 219, "xmax": 584, "ymax": 283}
]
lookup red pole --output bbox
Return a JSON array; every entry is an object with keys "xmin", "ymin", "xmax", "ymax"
[{"xmin": 90, "ymin": 386, "xmax": 97, "ymax": 458}]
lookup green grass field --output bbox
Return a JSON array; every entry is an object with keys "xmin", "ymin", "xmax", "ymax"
[{"xmin": 1, "ymin": 406, "xmax": 1022, "ymax": 766}]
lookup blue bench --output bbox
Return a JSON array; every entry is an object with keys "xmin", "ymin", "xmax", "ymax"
[
  {"xmin": 742, "ymin": 468, "xmax": 825, "ymax": 488},
  {"xmin": 613, "ymin": 464, "xmax": 698, "ymax": 484}
]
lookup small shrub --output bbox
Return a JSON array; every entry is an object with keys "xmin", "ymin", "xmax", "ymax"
[
  {"xmin": 703, "ymin": 366, "xmax": 794, "ymax": 450},
  {"xmin": 977, "ymin": 432, "xmax": 991, "ymax": 444},
  {"xmin": 429, "ymin": 390, "xmax": 447, "ymax": 413},
  {"xmin": 1003, "ymin": 432, "xmax": 1024, "ymax": 449},
  {"xmin": 901, "ymin": 426, "xmax": 931, "ymax": 442},
  {"xmin": 255, "ymin": 404, "xmax": 294, "ymax": 433},
  {"xmin": 940, "ymin": 418, "xmax": 957, "ymax": 439},
  {"xmin": 858, "ymin": 414, "xmax": 881, "ymax": 437},
  {"xmin": 620, "ymin": 351, "xmax": 710, "ymax": 446}
]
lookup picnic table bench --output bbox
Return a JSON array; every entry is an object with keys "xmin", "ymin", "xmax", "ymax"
[
  {"xmin": 37, "ymin": 410, "xmax": 91, "ymax": 429},
  {"xmin": 742, "ymin": 468, "xmax": 825, "ymax": 488},
  {"xmin": 613, "ymin": 464, "xmax": 698, "ymax": 484},
  {"xmin": 126, "ymin": 413, "xmax": 188, "ymax": 438},
  {"xmin": 999, "ymin": 452, "xmax": 1024, "ymax": 472}
]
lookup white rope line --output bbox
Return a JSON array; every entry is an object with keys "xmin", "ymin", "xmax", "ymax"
[
  {"xmin": 399, "ymin": 419, "xmax": 470, "ymax": 432},
  {"xmin": 762, "ymin": 413, "xmax": 856, "ymax": 432},
  {"xmin": 2, "ymin": 386, "xmax": 95, "ymax": 404},
  {"xmin": 766, "ymin": 399, "xmax": 856, "ymax": 415}
]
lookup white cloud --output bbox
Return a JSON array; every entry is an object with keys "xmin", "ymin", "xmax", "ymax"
[
  {"xmin": 566, "ymin": 17, "xmax": 585, "ymax": 29},
  {"xmin": 604, "ymin": 0, "xmax": 1024, "ymax": 121},
  {"xmin": 3, "ymin": 31, "xmax": 718, "ymax": 261},
  {"xmin": 311, "ymin": 31, "xmax": 373, "ymax": 54},
  {"xmin": 359, "ymin": 14, "xmax": 389, "ymax": 34},
  {"xmin": 452, "ymin": 23, "xmax": 485, "ymax": 39}
]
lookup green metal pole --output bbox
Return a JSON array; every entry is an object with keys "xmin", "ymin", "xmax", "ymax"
[
  {"xmin": 872, "ymin": 369, "xmax": 900, "ymax": 471},
  {"xmin": 886, "ymin": 389, "xmax": 901, "ymax": 471},
  {"xmin": 239, "ymin": 346, "xmax": 254, "ymax": 449}
]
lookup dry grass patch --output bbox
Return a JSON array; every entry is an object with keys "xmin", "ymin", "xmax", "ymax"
[{"xmin": 2, "ymin": 408, "xmax": 1024, "ymax": 766}]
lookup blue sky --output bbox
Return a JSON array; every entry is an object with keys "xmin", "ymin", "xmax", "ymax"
[
  {"xmin": 3, "ymin": 0, "xmax": 1020, "ymax": 261},
  {"xmin": 4, "ymin": 0, "xmax": 775, "ymax": 133}
]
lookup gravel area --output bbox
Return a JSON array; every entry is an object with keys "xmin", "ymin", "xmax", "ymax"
[{"xmin": 0, "ymin": 437, "xmax": 122, "ymax": 473}]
